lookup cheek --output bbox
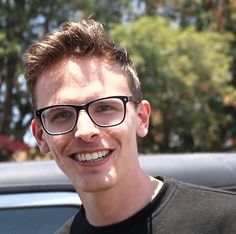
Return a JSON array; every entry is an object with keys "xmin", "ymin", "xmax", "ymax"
[
  {"xmin": 105, "ymin": 113, "xmax": 137, "ymax": 146},
  {"xmin": 48, "ymin": 136, "xmax": 73, "ymax": 174},
  {"xmin": 45, "ymin": 135, "xmax": 69, "ymax": 159}
]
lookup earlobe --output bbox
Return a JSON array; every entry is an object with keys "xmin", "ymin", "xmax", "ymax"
[
  {"xmin": 136, "ymin": 100, "xmax": 151, "ymax": 137},
  {"xmin": 31, "ymin": 119, "xmax": 50, "ymax": 153}
]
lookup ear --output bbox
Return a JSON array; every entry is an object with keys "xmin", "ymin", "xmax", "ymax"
[
  {"xmin": 31, "ymin": 118, "xmax": 50, "ymax": 153},
  {"xmin": 136, "ymin": 100, "xmax": 151, "ymax": 137}
]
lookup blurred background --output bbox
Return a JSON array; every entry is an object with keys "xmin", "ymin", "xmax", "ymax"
[{"xmin": 0, "ymin": 0, "xmax": 236, "ymax": 161}]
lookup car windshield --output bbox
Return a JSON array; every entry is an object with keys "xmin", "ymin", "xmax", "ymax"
[{"xmin": 0, "ymin": 206, "xmax": 79, "ymax": 234}]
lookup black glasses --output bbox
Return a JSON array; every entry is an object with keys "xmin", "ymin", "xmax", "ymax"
[{"xmin": 35, "ymin": 96, "xmax": 140, "ymax": 135}]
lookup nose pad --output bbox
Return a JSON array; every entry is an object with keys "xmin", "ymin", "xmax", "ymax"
[{"xmin": 74, "ymin": 110, "xmax": 100, "ymax": 141}]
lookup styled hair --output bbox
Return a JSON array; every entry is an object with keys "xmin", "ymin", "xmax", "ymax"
[{"xmin": 23, "ymin": 19, "xmax": 142, "ymax": 108}]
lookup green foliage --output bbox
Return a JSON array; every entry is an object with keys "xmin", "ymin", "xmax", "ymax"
[
  {"xmin": 0, "ymin": 32, "xmax": 20, "ymax": 59},
  {"xmin": 0, "ymin": 0, "xmax": 97, "ymax": 141},
  {"xmin": 111, "ymin": 16, "xmax": 235, "ymax": 153},
  {"xmin": 1, "ymin": 1, "xmax": 236, "ymax": 159}
]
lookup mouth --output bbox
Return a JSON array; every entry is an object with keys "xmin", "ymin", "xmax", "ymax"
[{"xmin": 70, "ymin": 150, "xmax": 113, "ymax": 163}]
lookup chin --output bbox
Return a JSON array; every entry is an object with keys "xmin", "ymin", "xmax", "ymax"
[{"xmin": 75, "ymin": 174, "xmax": 117, "ymax": 193}]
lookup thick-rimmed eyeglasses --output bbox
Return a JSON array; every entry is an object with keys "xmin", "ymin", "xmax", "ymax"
[{"xmin": 35, "ymin": 95, "xmax": 140, "ymax": 136}]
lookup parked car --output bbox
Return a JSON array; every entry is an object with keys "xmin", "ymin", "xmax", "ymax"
[{"xmin": 0, "ymin": 153, "xmax": 236, "ymax": 234}]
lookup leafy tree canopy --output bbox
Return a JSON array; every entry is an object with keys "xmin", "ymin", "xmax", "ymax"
[
  {"xmin": 1, "ymin": 1, "xmax": 236, "ymax": 160},
  {"xmin": 111, "ymin": 16, "xmax": 235, "ymax": 152}
]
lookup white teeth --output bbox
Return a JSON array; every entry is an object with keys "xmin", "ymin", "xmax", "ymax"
[
  {"xmin": 92, "ymin": 152, "xmax": 99, "ymax": 160},
  {"xmin": 98, "ymin": 151, "xmax": 103, "ymax": 158},
  {"xmin": 76, "ymin": 150, "xmax": 109, "ymax": 162},
  {"xmin": 85, "ymin": 153, "xmax": 92, "ymax": 161},
  {"xmin": 82, "ymin": 154, "xmax": 86, "ymax": 161}
]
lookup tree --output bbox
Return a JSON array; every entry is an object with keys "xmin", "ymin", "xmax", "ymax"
[
  {"xmin": 111, "ymin": 16, "xmax": 235, "ymax": 153},
  {"xmin": 134, "ymin": 0, "xmax": 236, "ymax": 153},
  {"xmin": 0, "ymin": 0, "xmax": 135, "ymax": 141},
  {"xmin": 0, "ymin": 0, "xmax": 134, "ymax": 160},
  {"xmin": 0, "ymin": 0, "xmax": 94, "ymax": 141},
  {"xmin": 1, "ymin": 1, "xmax": 236, "ymax": 160}
]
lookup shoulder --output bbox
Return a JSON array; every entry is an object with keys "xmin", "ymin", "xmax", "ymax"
[
  {"xmin": 54, "ymin": 216, "xmax": 74, "ymax": 234},
  {"xmin": 151, "ymin": 178, "xmax": 236, "ymax": 233},
  {"xmin": 164, "ymin": 178, "xmax": 236, "ymax": 212},
  {"xmin": 174, "ymin": 179, "xmax": 236, "ymax": 198}
]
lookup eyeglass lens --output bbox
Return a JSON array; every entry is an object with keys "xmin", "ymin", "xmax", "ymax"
[{"xmin": 41, "ymin": 97, "xmax": 126, "ymax": 134}]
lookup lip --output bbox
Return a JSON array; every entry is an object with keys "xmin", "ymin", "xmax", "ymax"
[{"xmin": 69, "ymin": 149, "xmax": 114, "ymax": 165}]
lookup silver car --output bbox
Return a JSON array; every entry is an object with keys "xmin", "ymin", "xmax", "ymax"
[{"xmin": 0, "ymin": 153, "xmax": 236, "ymax": 234}]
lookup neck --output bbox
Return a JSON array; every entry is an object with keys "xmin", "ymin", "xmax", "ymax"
[{"xmin": 77, "ymin": 170, "xmax": 163, "ymax": 227}]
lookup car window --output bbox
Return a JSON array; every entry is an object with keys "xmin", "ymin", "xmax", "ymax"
[{"xmin": 0, "ymin": 205, "xmax": 79, "ymax": 234}]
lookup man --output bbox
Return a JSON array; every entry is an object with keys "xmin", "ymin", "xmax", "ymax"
[{"xmin": 24, "ymin": 19, "xmax": 236, "ymax": 234}]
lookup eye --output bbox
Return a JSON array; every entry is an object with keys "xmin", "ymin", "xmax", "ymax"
[
  {"xmin": 96, "ymin": 104, "xmax": 113, "ymax": 112},
  {"xmin": 45, "ymin": 107, "xmax": 75, "ymax": 123},
  {"xmin": 89, "ymin": 98, "xmax": 124, "ymax": 116},
  {"xmin": 93, "ymin": 101, "xmax": 122, "ymax": 114},
  {"xmin": 55, "ymin": 111, "xmax": 71, "ymax": 119}
]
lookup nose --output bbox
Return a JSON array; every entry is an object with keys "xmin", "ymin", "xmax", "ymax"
[{"xmin": 74, "ymin": 110, "xmax": 100, "ymax": 142}]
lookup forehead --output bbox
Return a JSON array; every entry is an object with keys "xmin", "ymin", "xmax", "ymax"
[
  {"xmin": 39, "ymin": 57, "xmax": 123, "ymax": 84},
  {"xmin": 35, "ymin": 57, "xmax": 130, "ymax": 108}
]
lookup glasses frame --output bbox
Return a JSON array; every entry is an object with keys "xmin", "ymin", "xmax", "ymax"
[{"xmin": 35, "ymin": 95, "xmax": 140, "ymax": 136}]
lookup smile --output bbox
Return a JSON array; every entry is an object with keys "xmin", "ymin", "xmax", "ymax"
[{"xmin": 71, "ymin": 150, "xmax": 111, "ymax": 162}]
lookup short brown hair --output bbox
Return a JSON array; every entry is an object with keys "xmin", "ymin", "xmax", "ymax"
[{"xmin": 23, "ymin": 19, "xmax": 142, "ymax": 108}]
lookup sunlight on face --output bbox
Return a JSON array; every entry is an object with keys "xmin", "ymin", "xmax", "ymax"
[{"xmin": 33, "ymin": 57, "xmax": 149, "ymax": 194}]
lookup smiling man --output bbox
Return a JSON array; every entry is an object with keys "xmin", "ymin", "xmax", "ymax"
[{"xmin": 24, "ymin": 19, "xmax": 236, "ymax": 234}]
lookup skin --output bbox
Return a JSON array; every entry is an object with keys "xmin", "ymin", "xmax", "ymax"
[{"xmin": 32, "ymin": 56, "xmax": 163, "ymax": 226}]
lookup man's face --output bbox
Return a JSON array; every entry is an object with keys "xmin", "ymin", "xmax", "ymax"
[{"xmin": 32, "ymin": 57, "xmax": 150, "ymax": 194}]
